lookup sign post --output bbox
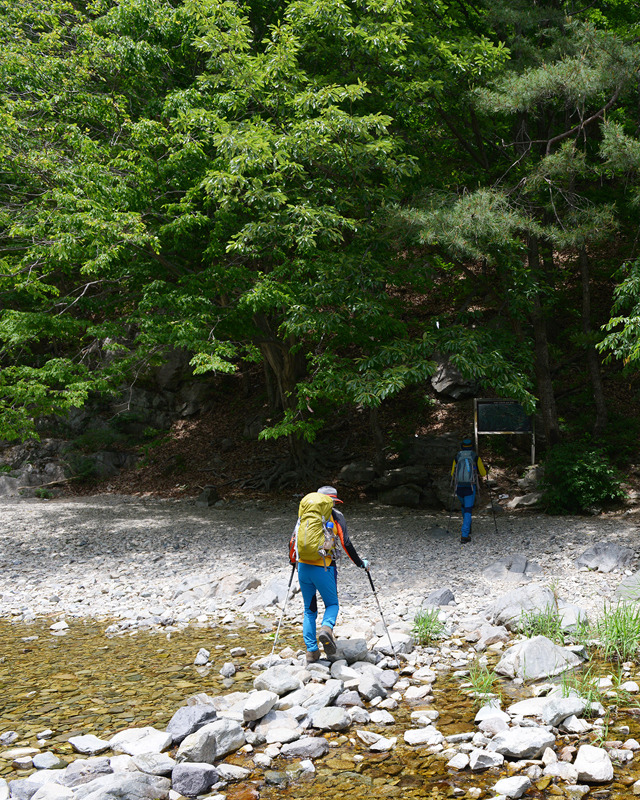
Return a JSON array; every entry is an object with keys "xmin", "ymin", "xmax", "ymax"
[{"xmin": 474, "ymin": 399, "xmax": 535, "ymax": 464}]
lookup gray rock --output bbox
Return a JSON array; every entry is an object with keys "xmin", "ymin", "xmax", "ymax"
[
  {"xmin": 302, "ymin": 680, "xmax": 343, "ymax": 714},
  {"xmin": 171, "ymin": 764, "xmax": 219, "ymax": 798},
  {"xmin": 495, "ymin": 636, "xmax": 583, "ymax": 680},
  {"xmin": 8, "ymin": 773, "xmax": 63, "ymax": 800},
  {"xmin": 576, "ymin": 542, "xmax": 634, "ymax": 573},
  {"xmin": 30, "ymin": 786, "xmax": 74, "ymax": 800},
  {"xmin": 357, "ymin": 675, "xmax": 386, "ymax": 702},
  {"xmin": 62, "ymin": 759, "xmax": 112, "ymax": 788},
  {"xmin": 335, "ymin": 690, "xmax": 364, "ymax": 708},
  {"xmin": 373, "ymin": 466, "xmax": 432, "ymax": 491},
  {"xmin": 557, "ymin": 599, "xmax": 589, "ymax": 632},
  {"xmin": 469, "ymin": 749, "xmax": 505, "ymax": 770},
  {"xmin": 335, "ymin": 638, "xmax": 370, "ymax": 664},
  {"xmin": 338, "ymin": 462, "xmax": 376, "ymax": 485},
  {"xmin": 374, "ymin": 630, "xmax": 413, "ymax": 655},
  {"xmin": 243, "ymin": 691, "xmax": 278, "ymax": 722},
  {"xmin": 423, "ymin": 588, "xmax": 455, "ymax": 606},
  {"xmin": 195, "ymin": 487, "xmax": 219, "ymax": 507},
  {"xmin": 377, "ymin": 484, "xmax": 422, "ymax": 508},
  {"xmin": 193, "ymin": 648, "xmax": 210, "ymax": 666},
  {"xmin": 574, "ymin": 744, "xmax": 614, "ymax": 783},
  {"xmin": 616, "ymin": 571, "xmax": 640, "ymax": 601},
  {"xmin": 280, "ymin": 737, "xmax": 330, "ymax": 760},
  {"xmin": 431, "ymin": 359, "xmax": 477, "ymax": 399},
  {"xmin": 311, "ymin": 707, "xmax": 351, "ymax": 731},
  {"xmin": 131, "ymin": 753, "xmax": 176, "ymax": 777},
  {"xmin": 72, "ymin": 774, "xmax": 170, "ymax": 800},
  {"xmin": 489, "ymin": 727, "xmax": 556, "ymax": 759},
  {"xmin": 254, "ymin": 666, "xmax": 302, "ymax": 696},
  {"xmin": 32, "ymin": 753, "xmax": 66, "ymax": 771},
  {"xmin": 0, "ymin": 778, "xmax": 7, "ymax": 800},
  {"xmin": 485, "ymin": 585, "xmax": 556, "ymax": 630},
  {"xmin": 541, "ymin": 696, "xmax": 586, "ymax": 727},
  {"xmin": 219, "ymin": 662, "xmax": 236, "ymax": 678},
  {"xmin": 176, "ymin": 719, "xmax": 245, "ymax": 763},
  {"xmin": 166, "ymin": 704, "xmax": 218, "ymax": 745},
  {"xmin": 215, "ymin": 764, "xmax": 251, "ymax": 781}
]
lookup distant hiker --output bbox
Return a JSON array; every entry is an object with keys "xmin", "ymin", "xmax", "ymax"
[
  {"xmin": 290, "ymin": 486, "xmax": 368, "ymax": 663},
  {"xmin": 451, "ymin": 437, "xmax": 487, "ymax": 544}
]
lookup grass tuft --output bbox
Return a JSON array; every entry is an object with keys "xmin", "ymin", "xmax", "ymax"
[{"xmin": 412, "ymin": 608, "xmax": 445, "ymax": 645}]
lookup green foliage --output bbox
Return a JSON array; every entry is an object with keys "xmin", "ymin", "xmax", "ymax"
[
  {"xmin": 595, "ymin": 602, "xmax": 640, "ymax": 662},
  {"xmin": 34, "ymin": 488, "xmax": 55, "ymax": 500},
  {"xmin": 519, "ymin": 605, "xmax": 565, "ymax": 645},
  {"xmin": 541, "ymin": 442, "xmax": 625, "ymax": 514},
  {"xmin": 467, "ymin": 659, "xmax": 502, "ymax": 707},
  {"xmin": 411, "ymin": 608, "xmax": 445, "ymax": 646}
]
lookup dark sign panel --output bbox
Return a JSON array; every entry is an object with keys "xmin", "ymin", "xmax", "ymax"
[{"xmin": 476, "ymin": 400, "xmax": 532, "ymax": 433}]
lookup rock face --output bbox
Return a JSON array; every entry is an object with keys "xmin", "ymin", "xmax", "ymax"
[{"xmin": 495, "ymin": 636, "xmax": 583, "ymax": 680}]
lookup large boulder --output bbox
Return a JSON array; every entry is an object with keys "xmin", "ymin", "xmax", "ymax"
[
  {"xmin": 254, "ymin": 667, "xmax": 302, "ymax": 696},
  {"xmin": 176, "ymin": 719, "xmax": 245, "ymax": 763},
  {"xmin": 171, "ymin": 764, "xmax": 219, "ymax": 798},
  {"xmin": 576, "ymin": 542, "xmax": 634, "ymax": 573},
  {"xmin": 495, "ymin": 636, "xmax": 583, "ymax": 681},
  {"xmin": 574, "ymin": 745, "xmax": 614, "ymax": 783},
  {"xmin": 485, "ymin": 585, "xmax": 557, "ymax": 631},
  {"xmin": 166, "ymin": 705, "xmax": 217, "ymax": 745},
  {"xmin": 489, "ymin": 727, "xmax": 556, "ymax": 759}
]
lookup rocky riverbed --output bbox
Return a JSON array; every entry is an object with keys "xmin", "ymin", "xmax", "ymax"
[{"xmin": 2, "ymin": 495, "xmax": 640, "ymax": 800}]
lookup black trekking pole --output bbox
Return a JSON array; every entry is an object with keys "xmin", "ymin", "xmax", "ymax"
[
  {"xmin": 269, "ymin": 562, "xmax": 296, "ymax": 664},
  {"xmin": 365, "ymin": 568, "xmax": 399, "ymax": 667}
]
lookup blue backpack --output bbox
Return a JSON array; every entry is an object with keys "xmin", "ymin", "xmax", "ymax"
[{"xmin": 454, "ymin": 449, "xmax": 478, "ymax": 490}]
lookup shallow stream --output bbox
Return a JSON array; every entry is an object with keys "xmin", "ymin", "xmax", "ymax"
[{"xmin": 2, "ymin": 620, "xmax": 640, "ymax": 798}]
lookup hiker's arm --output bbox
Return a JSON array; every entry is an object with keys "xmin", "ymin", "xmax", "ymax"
[
  {"xmin": 288, "ymin": 521, "xmax": 298, "ymax": 564},
  {"xmin": 333, "ymin": 509, "xmax": 365, "ymax": 568},
  {"xmin": 477, "ymin": 457, "xmax": 487, "ymax": 478}
]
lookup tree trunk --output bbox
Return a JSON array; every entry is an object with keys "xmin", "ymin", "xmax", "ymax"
[
  {"xmin": 528, "ymin": 236, "xmax": 561, "ymax": 447},
  {"xmin": 579, "ymin": 247, "xmax": 608, "ymax": 436}
]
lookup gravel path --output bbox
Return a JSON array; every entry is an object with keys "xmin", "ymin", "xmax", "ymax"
[{"xmin": 1, "ymin": 495, "xmax": 638, "ymax": 629}]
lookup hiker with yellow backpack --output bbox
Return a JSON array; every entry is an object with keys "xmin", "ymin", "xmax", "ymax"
[{"xmin": 290, "ymin": 486, "xmax": 369, "ymax": 663}]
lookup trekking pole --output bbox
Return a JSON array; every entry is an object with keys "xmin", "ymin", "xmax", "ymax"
[
  {"xmin": 365, "ymin": 568, "xmax": 399, "ymax": 667},
  {"xmin": 268, "ymin": 562, "xmax": 296, "ymax": 665},
  {"xmin": 486, "ymin": 482, "xmax": 499, "ymax": 535}
]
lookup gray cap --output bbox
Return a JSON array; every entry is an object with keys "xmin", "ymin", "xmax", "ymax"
[{"xmin": 317, "ymin": 486, "xmax": 343, "ymax": 503}]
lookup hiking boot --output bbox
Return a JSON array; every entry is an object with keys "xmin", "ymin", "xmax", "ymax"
[
  {"xmin": 461, "ymin": 535, "xmax": 471, "ymax": 544},
  {"xmin": 306, "ymin": 649, "xmax": 321, "ymax": 664},
  {"xmin": 318, "ymin": 625, "xmax": 337, "ymax": 655}
]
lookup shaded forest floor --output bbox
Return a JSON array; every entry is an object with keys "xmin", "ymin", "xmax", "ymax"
[{"xmin": 65, "ymin": 366, "xmax": 640, "ymax": 508}]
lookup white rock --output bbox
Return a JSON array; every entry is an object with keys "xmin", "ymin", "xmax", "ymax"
[
  {"xmin": 493, "ymin": 776, "xmax": 531, "ymax": 798},
  {"xmin": 447, "ymin": 753, "xmax": 469, "ymax": 770},
  {"xmin": 243, "ymin": 691, "xmax": 278, "ymax": 722},
  {"xmin": 109, "ymin": 727, "xmax": 172, "ymax": 756},
  {"xmin": 370, "ymin": 710, "xmax": 395, "ymax": 725},
  {"xmin": 67, "ymin": 734, "xmax": 110, "ymax": 755},
  {"xmin": 574, "ymin": 744, "xmax": 614, "ymax": 783},
  {"xmin": 370, "ymin": 735, "xmax": 396, "ymax": 752},
  {"xmin": 403, "ymin": 728, "xmax": 444, "ymax": 746}
]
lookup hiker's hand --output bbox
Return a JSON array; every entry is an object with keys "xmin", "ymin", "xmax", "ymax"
[{"xmin": 362, "ymin": 559, "xmax": 369, "ymax": 570}]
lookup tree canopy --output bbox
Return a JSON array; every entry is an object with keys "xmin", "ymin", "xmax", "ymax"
[{"xmin": 2, "ymin": 0, "xmax": 640, "ymax": 462}]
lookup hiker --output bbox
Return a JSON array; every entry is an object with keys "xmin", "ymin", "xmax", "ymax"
[
  {"xmin": 290, "ymin": 485, "xmax": 369, "ymax": 663},
  {"xmin": 451, "ymin": 437, "xmax": 487, "ymax": 544}
]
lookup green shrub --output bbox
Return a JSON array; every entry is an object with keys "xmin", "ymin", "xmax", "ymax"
[
  {"xmin": 72, "ymin": 427, "xmax": 124, "ymax": 453},
  {"xmin": 595, "ymin": 602, "xmax": 640, "ymax": 662},
  {"xmin": 519, "ymin": 604, "xmax": 565, "ymax": 644},
  {"xmin": 541, "ymin": 442, "xmax": 625, "ymax": 514},
  {"xmin": 412, "ymin": 608, "xmax": 445, "ymax": 645}
]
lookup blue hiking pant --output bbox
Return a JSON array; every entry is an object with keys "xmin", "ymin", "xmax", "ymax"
[
  {"xmin": 457, "ymin": 486, "xmax": 476, "ymax": 538},
  {"xmin": 297, "ymin": 562, "xmax": 339, "ymax": 652}
]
